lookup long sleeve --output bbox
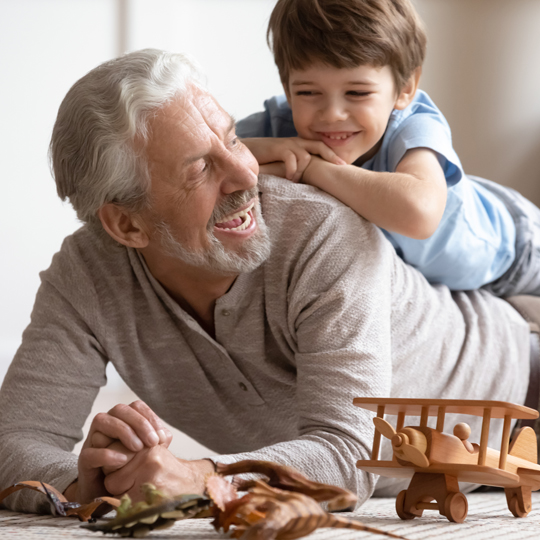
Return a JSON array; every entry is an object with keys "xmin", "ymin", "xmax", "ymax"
[
  {"xmin": 0, "ymin": 177, "xmax": 528, "ymax": 514},
  {"xmin": 0, "ymin": 277, "xmax": 107, "ymax": 512}
]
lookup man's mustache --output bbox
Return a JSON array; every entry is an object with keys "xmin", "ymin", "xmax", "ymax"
[{"xmin": 208, "ymin": 187, "xmax": 259, "ymax": 229}]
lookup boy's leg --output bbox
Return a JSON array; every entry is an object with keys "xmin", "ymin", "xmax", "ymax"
[
  {"xmin": 473, "ymin": 176, "xmax": 540, "ymax": 297},
  {"xmin": 505, "ymin": 295, "xmax": 540, "ymax": 461}
]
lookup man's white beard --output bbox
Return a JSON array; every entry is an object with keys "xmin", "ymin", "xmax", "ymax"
[{"xmin": 154, "ymin": 189, "xmax": 272, "ymax": 275}]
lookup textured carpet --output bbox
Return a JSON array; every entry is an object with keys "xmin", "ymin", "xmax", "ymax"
[{"xmin": 2, "ymin": 492, "xmax": 540, "ymax": 539}]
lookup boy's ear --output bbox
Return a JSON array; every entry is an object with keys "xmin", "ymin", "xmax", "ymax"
[
  {"xmin": 98, "ymin": 203, "xmax": 150, "ymax": 249},
  {"xmin": 394, "ymin": 67, "xmax": 422, "ymax": 111}
]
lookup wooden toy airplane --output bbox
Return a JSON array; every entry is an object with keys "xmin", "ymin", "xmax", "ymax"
[{"xmin": 353, "ymin": 398, "xmax": 540, "ymax": 523}]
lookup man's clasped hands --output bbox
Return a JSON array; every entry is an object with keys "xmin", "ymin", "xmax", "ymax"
[{"xmin": 64, "ymin": 401, "xmax": 215, "ymax": 504}]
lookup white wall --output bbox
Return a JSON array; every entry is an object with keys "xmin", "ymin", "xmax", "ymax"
[
  {"xmin": 0, "ymin": 0, "xmax": 116, "ymax": 381},
  {"xmin": 128, "ymin": 0, "xmax": 283, "ymax": 121},
  {"xmin": 2, "ymin": 1, "xmax": 540, "ymax": 387},
  {"xmin": 0, "ymin": 0, "xmax": 282, "ymax": 384},
  {"xmin": 414, "ymin": 0, "xmax": 540, "ymax": 205}
]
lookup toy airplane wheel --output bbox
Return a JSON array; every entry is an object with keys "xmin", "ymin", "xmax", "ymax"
[
  {"xmin": 395, "ymin": 490, "xmax": 417, "ymax": 520},
  {"xmin": 444, "ymin": 492, "xmax": 468, "ymax": 523},
  {"xmin": 508, "ymin": 495, "xmax": 530, "ymax": 518}
]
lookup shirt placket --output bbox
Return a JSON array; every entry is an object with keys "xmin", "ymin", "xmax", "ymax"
[{"xmin": 213, "ymin": 301, "xmax": 265, "ymax": 406}]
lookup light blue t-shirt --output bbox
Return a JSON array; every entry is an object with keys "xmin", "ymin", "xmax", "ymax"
[{"xmin": 237, "ymin": 90, "xmax": 516, "ymax": 290}]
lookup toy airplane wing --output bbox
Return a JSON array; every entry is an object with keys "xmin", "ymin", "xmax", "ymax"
[
  {"xmin": 354, "ymin": 397, "xmax": 539, "ymax": 488},
  {"xmin": 356, "ymin": 461, "xmax": 520, "ymax": 486},
  {"xmin": 352, "ymin": 398, "xmax": 538, "ymax": 420}
]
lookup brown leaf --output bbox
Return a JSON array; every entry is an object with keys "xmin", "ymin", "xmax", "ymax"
[
  {"xmin": 216, "ymin": 481, "xmax": 405, "ymax": 540},
  {"xmin": 205, "ymin": 473, "xmax": 238, "ymax": 511},
  {"xmin": 0, "ymin": 481, "xmax": 121, "ymax": 522},
  {"xmin": 66, "ymin": 496, "xmax": 121, "ymax": 521},
  {"xmin": 0, "ymin": 480, "xmax": 67, "ymax": 504},
  {"xmin": 216, "ymin": 460, "xmax": 357, "ymax": 511}
]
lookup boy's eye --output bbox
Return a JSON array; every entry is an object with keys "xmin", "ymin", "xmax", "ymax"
[
  {"xmin": 347, "ymin": 91, "xmax": 371, "ymax": 97},
  {"xmin": 295, "ymin": 90, "xmax": 317, "ymax": 96}
]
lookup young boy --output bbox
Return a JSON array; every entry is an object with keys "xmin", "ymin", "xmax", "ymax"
[{"xmin": 237, "ymin": 0, "xmax": 540, "ymax": 296}]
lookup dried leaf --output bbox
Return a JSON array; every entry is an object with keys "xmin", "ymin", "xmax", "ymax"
[
  {"xmin": 212, "ymin": 492, "xmax": 266, "ymax": 533},
  {"xmin": 216, "ymin": 460, "xmax": 357, "ymax": 511},
  {"xmin": 0, "ymin": 481, "xmax": 120, "ymax": 522},
  {"xmin": 205, "ymin": 473, "xmax": 238, "ymax": 511},
  {"xmin": 84, "ymin": 493, "xmax": 212, "ymax": 537},
  {"xmin": 67, "ymin": 497, "xmax": 121, "ymax": 522},
  {"xmin": 0, "ymin": 480, "xmax": 67, "ymax": 505},
  {"xmin": 216, "ymin": 480, "xmax": 405, "ymax": 540}
]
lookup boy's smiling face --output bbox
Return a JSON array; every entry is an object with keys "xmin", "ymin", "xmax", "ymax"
[{"xmin": 286, "ymin": 63, "xmax": 415, "ymax": 165}]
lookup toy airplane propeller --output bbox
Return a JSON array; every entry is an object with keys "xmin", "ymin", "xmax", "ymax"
[
  {"xmin": 373, "ymin": 417, "xmax": 429, "ymax": 468},
  {"xmin": 354, "ymin": 398, "xmax": 540, "ymax": 523}
]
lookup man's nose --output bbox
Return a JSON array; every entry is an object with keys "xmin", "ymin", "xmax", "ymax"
[
  {"xmin": 219, "ymin": 148, "xmax": 258, "ymax": 194},
  {"xmin": 319, "ymin": 98, "xmax": 348, "ymax": 124}
]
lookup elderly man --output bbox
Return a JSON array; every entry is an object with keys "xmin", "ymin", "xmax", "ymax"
[{"xmin": 0, "ymin": 49, "xmax": 538, "ymax": 513}]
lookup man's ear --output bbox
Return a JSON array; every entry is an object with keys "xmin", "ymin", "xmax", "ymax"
[
  {"xmin": 98, "ymin": 203, "xmax": 149, "ymax": 248},
  {"xmin": 394, "ymin": 67, "xmax": 422, "ymax": 111}
]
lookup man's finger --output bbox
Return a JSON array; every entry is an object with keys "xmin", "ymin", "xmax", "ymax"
[
  {"xmin": 89, "ymin": 412, "xmax": 144, "ymax": 452},
  {"xmin": 79, "ymin": 447, "xmax": 129, "ymax": 472},
  {"xmin": 159, "ymin": 429, "xmax": 173, "ymax": 448},
  {"xmin": 128, "ymin": 401, "xmax": 172, "ymax": 445},
  {"xmin": 103, "ymin": 449, "xmax": 150, "ymax": 495},
  {"xmin": 92, "ymin": 431, "xmax": 114, "ymax": 448},
  {"xmin": 102, "ymin": 441, "xmax": 137, "ymax": 475},
  {"xmin": 107, "ymin": 403, "xmax": 160, "ymax": 448}
]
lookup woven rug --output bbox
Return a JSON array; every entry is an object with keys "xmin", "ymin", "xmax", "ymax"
[{"xmin": 2, "ymin": 492, "xmax": 540, "ymax": 539}]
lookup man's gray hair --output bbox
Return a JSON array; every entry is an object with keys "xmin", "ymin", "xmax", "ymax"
[{"xmin": 50, "ymin": 49, "xmax": 206, "ymax": 229}]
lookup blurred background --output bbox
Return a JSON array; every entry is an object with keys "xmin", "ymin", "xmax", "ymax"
[{"xmin": 1, "ymin": 0, "xmax": 539, "ymax": 458}]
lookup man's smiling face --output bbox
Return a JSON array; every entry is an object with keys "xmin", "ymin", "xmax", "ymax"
[
  {"xmin": 286, "ymin": 63, "xmax": 403, "ymax": 165},
  {"xmin": 140, "ymin": 85, "xmax": 270, "ymax": 275}
]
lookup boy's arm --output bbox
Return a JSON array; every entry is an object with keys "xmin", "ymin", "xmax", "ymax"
[
  {"xmin": 241, "ymin": 137, "xmax": 345, "ymax": 182},
  {"xmin": 303, "ymin": 147, "xmax": 447, "ymax": 239}
]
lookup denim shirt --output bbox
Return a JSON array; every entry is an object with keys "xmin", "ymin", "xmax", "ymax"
[{"xmin": 237, "ymin": 90, "xmax": 516, "ymax": 290}]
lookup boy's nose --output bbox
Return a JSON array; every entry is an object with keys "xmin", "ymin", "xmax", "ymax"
[{"xmin": 319, "ymin": 100, "xmax": 348, "ymax": 124}]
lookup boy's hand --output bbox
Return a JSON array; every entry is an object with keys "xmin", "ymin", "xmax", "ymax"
[
  {"xmin": 302, "ymin": 155, "xmax": 334, "ymax": 188},
  {"xmin": 242, "ymin": 137, "xmax": 345, "ymax": 182}
]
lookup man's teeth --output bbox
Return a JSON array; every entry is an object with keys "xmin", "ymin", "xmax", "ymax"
[{"xmin": 216, "ymin": 203, "xmax": 254, "ymax": 231}]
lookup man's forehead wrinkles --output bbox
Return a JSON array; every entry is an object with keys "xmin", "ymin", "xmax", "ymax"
[
  {"xmin": 148, "ymin": 90, "xmax": 234, "ymax": 178},
  {"xmin": 194, "ymin": 91, "xmax": 235, "ymax": 135}
]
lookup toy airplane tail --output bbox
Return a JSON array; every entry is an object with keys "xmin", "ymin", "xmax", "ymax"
[{"xmin": 509, "ymin": 426, "xmax": 538, "ymax": 463}]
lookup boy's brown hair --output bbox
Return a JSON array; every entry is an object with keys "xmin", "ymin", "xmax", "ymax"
[{"xmin": 268, "ymin": 0, "xmax": 427, "ymax": 91}]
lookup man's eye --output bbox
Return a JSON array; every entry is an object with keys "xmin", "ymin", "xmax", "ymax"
[{"xmin": 194, "ymin": 159, "xmax": 208, "ymax": 174}]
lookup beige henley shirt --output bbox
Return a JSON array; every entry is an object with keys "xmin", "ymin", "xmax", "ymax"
[{"xmin": 0, "ymin": 175, "xmax": 530, "ymax": 512}]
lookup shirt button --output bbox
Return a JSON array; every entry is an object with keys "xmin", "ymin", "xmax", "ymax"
[
  {"xmin": 238, "ymin": 382, "xmax": 248, "ymax": 391},
  {"xmin": 222, "ymin": 310, "xmax": 231, "ymax": 317}
]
